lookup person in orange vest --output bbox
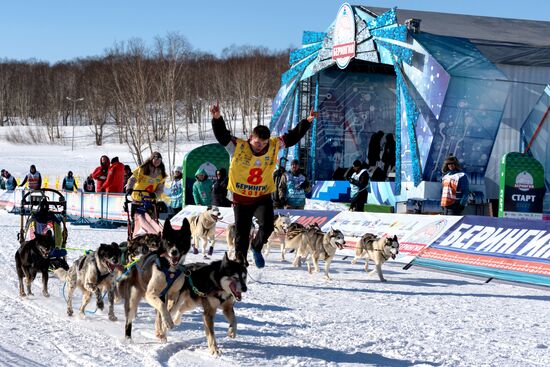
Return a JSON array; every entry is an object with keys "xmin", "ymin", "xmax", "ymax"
[
  {"xmin": 440, "ymin": 155, "xmax": 469, "ymax": 215},
  {"xmin": 103, "ymin": 157, "xmax": 125, "ymax": 193},
  {"xmin": 19, "ymin": 165, "xmax": 42, "ymax": 190},
  {"xmin": 92, "ymin": 155, "xmax": 110, "ymax": 192},
  {"xmin": 211, "ymin": 102, "xmax": 315, "ymax": 268}
]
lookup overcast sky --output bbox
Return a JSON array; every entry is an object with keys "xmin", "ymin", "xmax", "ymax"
[{"xmin": 1, "ymin": 0, "xmax": 548, "ymax": 63}]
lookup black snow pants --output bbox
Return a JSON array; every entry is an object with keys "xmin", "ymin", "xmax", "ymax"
[{"xmin": 233, "ymin": 195, "xmax": 274, "ymax": 257}]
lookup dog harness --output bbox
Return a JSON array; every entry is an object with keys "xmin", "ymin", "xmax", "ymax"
[
  {"xmin": 156, "ymin": 257, "xmax": 184, "ymax": 300},
  {"xmin": 376, "ymin": 248, "xmax": 390, "ymax": 261},
  {"xmin": 183, "ymin": 268, "xmax": 231, "ymax": 304},
  {"xmin": 95, "ymin": 258, "xmax": 112, "ymax": 284},
  {"xmin": 361, "ymin": 236, "xmax": 392, "ymax": 261}
]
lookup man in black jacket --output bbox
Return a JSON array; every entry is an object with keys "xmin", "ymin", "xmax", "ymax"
[
  {"xmin": 346, "ymin": 160, "xmax": 370, "ymax": 212},
  {"xmin": 272, "ymin": 157, "xmax": 287, "ymax": 209},
  {"xmin": 211, "ymin": 102, "xmax": 315, "ymax": 268},
  {"xmin": 211, "ymin": 167, "xmax": 231, "ymax": 207}
]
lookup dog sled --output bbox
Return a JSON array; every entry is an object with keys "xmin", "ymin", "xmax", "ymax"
[
  {"xmin": 18, "ymin": 188, "xmax": 68, "ymax": 258},
  {"xmin": 124, "ymin": 189, "xmax": 163, "ymax": 240}
]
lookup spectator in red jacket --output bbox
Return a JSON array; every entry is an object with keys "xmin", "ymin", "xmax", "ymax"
[
  {"xmin": 103, "ymin": 156, "xmax": 125, "ymax": 193},
  {"xmin": 92, "ymin": 155, "xmax": 110, "ymax": 192}
]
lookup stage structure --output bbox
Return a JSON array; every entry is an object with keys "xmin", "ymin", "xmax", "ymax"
[{"xmin": 270, "ymin": 4, "xmax": 550, "ymax": 212}]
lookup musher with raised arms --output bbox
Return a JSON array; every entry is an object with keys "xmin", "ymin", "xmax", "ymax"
[{"xmin": 211, "ymin": 102, "xmax": 316, "ymax": 268}]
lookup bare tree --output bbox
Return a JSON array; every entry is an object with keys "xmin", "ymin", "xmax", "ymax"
[
  {"xmin": 154, "ymin": 32, "xmax": 192, "ymax": 172},
  {"xmin": 0, "ymin": 39, "xmax": 290, "ymax": 158},
  {"xmin": 107, "ymin": 39, "xmax": 155, "ymax": 165}
]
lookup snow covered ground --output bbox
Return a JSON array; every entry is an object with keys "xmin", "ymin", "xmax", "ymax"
[{"xmin": 0, "ymin": 127, "xmax": 549, "ymax": 366}]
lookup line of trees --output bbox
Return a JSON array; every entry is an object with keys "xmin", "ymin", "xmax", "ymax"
[{"xmin": 0, "ymin": 33, "xmax": 290, "ymax": 168}]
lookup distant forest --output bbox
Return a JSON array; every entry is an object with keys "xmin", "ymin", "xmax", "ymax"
[{"xmin": 0, "ymin": 33, "xmax": 290, "ymax": 164}]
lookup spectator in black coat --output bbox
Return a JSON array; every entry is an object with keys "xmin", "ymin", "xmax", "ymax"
[
  {"xmin": 83, "ymin": 175, "xmax": 95, "ymax": 193},
  {"xmin": 272, "ymin": 157, "xmax": 287, "ymax": 209},
  {"xmin": 381, "ymin": 133, "xmax": 396, "ymax": 178},
  {"xmin": 211, "ymin": 167, "xmax": 231, "ymax": 207},
  {"xmin": 345, "ymin": 160, "xmax": 370, "ymax": 212}
]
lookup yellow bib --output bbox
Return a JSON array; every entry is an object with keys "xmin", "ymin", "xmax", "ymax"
[
  {"xmin": 131, "ymin": 166, "xmax": 165, "ymax": 201},
  {"xmin": 228, "ymin": 137, "xmax": 280, "ymax": 197}
]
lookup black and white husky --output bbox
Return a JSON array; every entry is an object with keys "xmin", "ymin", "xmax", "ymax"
[{"xmin": 167, "ymin": 253, "xmax": 248, "ymax": 355}]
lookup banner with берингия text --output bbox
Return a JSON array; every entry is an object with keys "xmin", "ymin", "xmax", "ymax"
[{"xmin": 412, "ymin": 215, "xmax": 550, "ymax": 287}]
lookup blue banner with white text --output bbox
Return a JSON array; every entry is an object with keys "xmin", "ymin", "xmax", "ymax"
[{"xmin": 413, "ymin": 216, "xmax": 550, "ymax": 287}]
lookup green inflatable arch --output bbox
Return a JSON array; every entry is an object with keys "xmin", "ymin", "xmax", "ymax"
[{"xmin": 182, "ymin": 143, "xmax": 230, "ymax": 205}]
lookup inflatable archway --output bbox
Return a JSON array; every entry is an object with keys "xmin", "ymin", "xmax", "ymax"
[{"xmin": 182, "ymin": 143, "xmax": 230, "ymax": 205}]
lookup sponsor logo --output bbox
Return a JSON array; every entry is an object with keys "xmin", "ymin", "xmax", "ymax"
[
  {"xmin": 332, "ymin": 3, "xmax": 356, "ymax": 69},
  {"xmin": 514, "ymin": 171, "xmax": 534, "ymax": 191}
]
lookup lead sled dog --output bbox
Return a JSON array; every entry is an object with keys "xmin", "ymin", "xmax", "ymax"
[
  {"xmin": 166, "ymin": 253, "xmax": 248, "ymax": 355},
  {"xmin": 118, "ymin": 218, "xmax": 191, "ymax": 341}
]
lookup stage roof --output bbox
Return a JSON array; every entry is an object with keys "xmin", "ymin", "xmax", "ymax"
[{"xmin": 366, "ymin": 6, "xmax": 550, "ymax": 66}]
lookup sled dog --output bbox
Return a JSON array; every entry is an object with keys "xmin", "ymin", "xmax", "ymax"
[
  {"xmin": 118, "ymin": 218, "xmax": 191, "ymax": 341},
  {"xmin": 351, "ymin": 233, "xmax": 399, "ymax": 282},
  {"xmin": 263, "ymin": 214, "xmax": 292, "ymax": 260},
  {"xmin": 55, "ymin": 242, "xmax": 122, "ymax": 320},
  {"xmin": 225, "ymin": 217, "xmax": 259, "ymax": 260},
  {"xmin": 295, "ymin": 226, "xmax": 345, "ymax": 280},
  {"xmin": 188, "ymin": 206, "xmax": 222, "ymax": 258},
  {"xmin": 15, "ymin": 230, "xmax": 68, "ymax": 297},
  {"xmin": 167, "ymin": 253, "xmax": 247, "ymax": 355},
  {"xmin": 124, "ymin": 233, "xmax": 164, "ymax": 263},
  {"xmin": 285, "ymin": 223, "xmax": 320, "ymax": 266}
]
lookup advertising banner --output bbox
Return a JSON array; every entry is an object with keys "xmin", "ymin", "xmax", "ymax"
[
  {"xmin": 65, "ymin": 192, "xmax": 81, "ymax": 216},
  {"xmin": 0, "ymin": 189, "xmax": 14, "ymax": 210},
  {"xmin": 104, "ymin": 194, "xmax": 126, "ymax": 221},
  {"xmin": 412, "ymin": 215, "xmax": 550, "ymax": 287},
  {"xmin": 276, "ymin": 209, "xmax": 340, "ymax": 228},
  {"xmin": 332, "ymin": 3, "xmax": 356, "ymax": 69},
  {"xmin": 81, "ymin": 193, "xmax": 104, "ymax": 219},
  {"xmin": 324, "ymin": 211, "xmax": 461, "ymax": 262},
  {"xmin": 170, "ymin": 205, "xmax": 234, "ymax": 240},
  {"xmin": 171, "ymin": 206, "xmax": 461, "ymax": 265},
  {"xmin": 499, "ymin": 152, "xmax": 546, "ymax": 220}
]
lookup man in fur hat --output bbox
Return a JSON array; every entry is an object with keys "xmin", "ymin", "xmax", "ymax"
[{"xmin": 440, "ymin": 155, "xmax": 469, "ymax": 215}]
